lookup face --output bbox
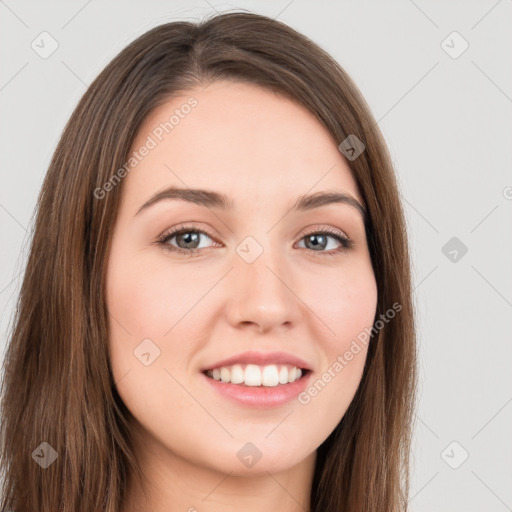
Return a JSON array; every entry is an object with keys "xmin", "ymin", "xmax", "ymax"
[{"xmin": 106, "ymin": 80, "xmax": 378, "ymax": 478}]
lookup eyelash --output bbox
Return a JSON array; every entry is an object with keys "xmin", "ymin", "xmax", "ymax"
[{"xmin": 155, "ymin": 224, "xmax": 354, "ymax": 258}]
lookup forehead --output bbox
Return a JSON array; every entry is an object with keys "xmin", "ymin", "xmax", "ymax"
[{"xmin": 122, "ymin": 80, "xmax": 362, "ymax": 210}]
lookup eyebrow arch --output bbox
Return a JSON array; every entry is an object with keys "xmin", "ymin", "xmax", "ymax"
[{"xmin": 135, "ymin": 185, "xmax": 366, "ymax": 221}]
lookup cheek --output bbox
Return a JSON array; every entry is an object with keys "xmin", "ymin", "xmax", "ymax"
[
  {"xmin": 106, "ymin": 249, "xmax": 205, "ymax": 337},
  {"xmin": 305, "ymin": 258, "xmax": 378, "ymax": 345},
  {"xmin": 298, "ymin": 257, "xmax": 377, "ymax": 407},
  {"xmin": 105, "ymin": 250, "xmax": 202, "ymax": 428}
]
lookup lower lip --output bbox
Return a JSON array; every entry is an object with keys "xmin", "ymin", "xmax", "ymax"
[{"xmin": 201, "ymin": 370, "xmax": 312, "ymax": 408}]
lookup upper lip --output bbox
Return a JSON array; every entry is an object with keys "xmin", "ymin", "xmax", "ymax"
[{"xmin": 202, "ymin": 350, "xmax": 312, "ymax": 372}]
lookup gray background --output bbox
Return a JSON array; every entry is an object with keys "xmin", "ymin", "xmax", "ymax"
[{"xmin": 1, "ymin": 0, "xmax": 511, "ymax": 510}]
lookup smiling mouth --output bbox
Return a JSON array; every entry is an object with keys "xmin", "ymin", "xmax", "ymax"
[{"xmin": 202, "ymin": 364, "xmax": 310, "ymax": 387}]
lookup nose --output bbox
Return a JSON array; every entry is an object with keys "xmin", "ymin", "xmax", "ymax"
[{"xmin": 224, "ymin": 246, "xmax": 302, "ymax": 334}]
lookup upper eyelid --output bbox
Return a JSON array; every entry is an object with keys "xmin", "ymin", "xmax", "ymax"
[
  {"xmin": 160, "ymin": 225, "xmax": 218, "ymax": 242},
  {"xmin": 159, "ymin": 224, "xmax": 350, "ymax": 238},
  {"xmin": 302, "ymin": 225, "xmax": 349, "ymax": 239}
]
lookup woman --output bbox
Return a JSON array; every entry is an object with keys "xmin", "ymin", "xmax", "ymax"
[{"xmin": 0, "ymin": 11, "xmax": 417, "ymax": 512}]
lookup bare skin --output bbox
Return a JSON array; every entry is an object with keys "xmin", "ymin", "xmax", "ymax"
[{"xmin": 106, "ymin": 79, "xmax": 378, "ymax": 512}]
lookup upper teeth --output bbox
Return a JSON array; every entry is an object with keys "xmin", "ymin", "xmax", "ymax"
[{"xmin": 206, "ymin": 364, "xmax": 303, "ymax": 387}]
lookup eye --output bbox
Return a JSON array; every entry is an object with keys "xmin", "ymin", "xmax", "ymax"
[
  {"xmin": 296, "ymin": 226, "xmax": 353, "ymax": 256},
  {"xmin": 156, "ymin": 225, "xmax": 219, "ymax": 257}
]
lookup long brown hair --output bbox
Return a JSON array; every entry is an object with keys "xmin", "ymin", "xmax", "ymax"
[{"xmin": 0, "ymin": 11, "xmax": 417, "ymax": 512}]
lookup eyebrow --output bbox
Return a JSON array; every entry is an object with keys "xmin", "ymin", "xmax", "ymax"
[{"xmin": 135, "ymin": 185, "xmax": 366, "ymax": 221}]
